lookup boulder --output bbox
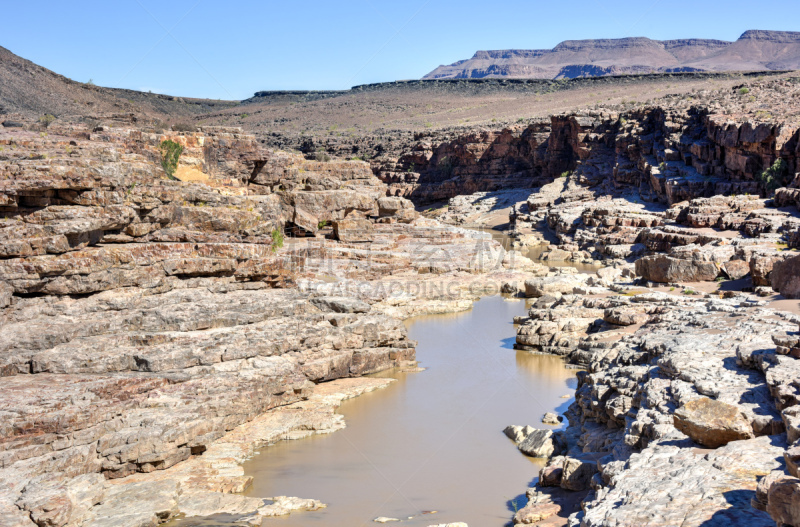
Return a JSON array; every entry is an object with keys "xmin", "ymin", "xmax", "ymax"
[
  {"xmin": 378, "ymin": 196, "xmax": 415, "ymax": 217},
  {"xmin": 532, "ymin": 293, "xmax": 562, "ymax": 309},
  {"xmin": 292, "ymin": 207, "xmax": 319, "ymax": 235},
  {"xmin": 594, "ymin": 266, "xmax": 623, "ymax": 286},
  {"xmin": 514, "ymin": 501, "xmax": 561, "ymax": 524},
  {"xmin": 538, "ymin": 456, "xmax": 565, "ymax": 487},
  {"xmin": 518, "ymin": 429, "xmax": 555, "ymax": 458},
  {"xmin": 333, "ymin": 218, "xmax": 374, "ymax": 243},
  {"xmin": 542, "ymin": 412, "xmax": 562, "ymax": 425},
  {"xmin": 603, "ymin": 307, "xmax": 648, "ymax": 326},
  {"xmin": 542, "ymin": 248, "xmax": 572, "ymax": 261},
  {"xmin": 560, "ymin": 455, "xmax": 600, "ymax": 491},
  {"xmin": 755, "ymin": 469, "xmax": 787, "ymax": 511},
  {"xmin": 772, "ymin": 254, "xmax": 800, "ymax": 298},
  {"xmin": 751, "ymin": 253, "xmax": 786, "ymax": 286},
  {"xmin": 524, "ymin": 275, "xmax": 587, "ymax": 298},
  {"xmin": 635, "ymin": 254, "xmax": 719, "ymax": 283},
  {"xmin": 504, "ymin": 425, "xmax": 535, "ymax": 444},
  {"xmin": 673, "ymin": 397, "xmax": 754, "ymax": 447},
  {"xmin": 755, "ymin": 286, "xmax": 774, "ymax": 297},
  {"xmin": 721, "ymin": 259, "xmax": 750, "ymax": 280},
  {"xmin": 767, "ymin": 475, "xmax": 800, "ymax": 526},
  {"xmin": 786, "ymin": 443, "xmax": 800, "ymax": 478},
  {"xmin": 501, "ymin": 281, "xmax": 519, "ymax": 295}
]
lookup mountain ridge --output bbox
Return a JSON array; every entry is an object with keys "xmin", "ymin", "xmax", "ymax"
[{"xmin": 424, "ymin": 30, "xmax": 800, "ymax": 80}]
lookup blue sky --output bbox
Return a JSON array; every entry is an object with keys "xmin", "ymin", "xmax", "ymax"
[{"xmin": 3, "ymin": 0, "xmax": 796, "ymax": 100}]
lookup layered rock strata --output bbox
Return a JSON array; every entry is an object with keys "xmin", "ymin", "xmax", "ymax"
[
  {"xmin": 511, "ymin": 274, "xmax": 800, "ymax": 526},
  {"xmin": 0, "ymin": 125, "xmax": 541, "ymax": 526}
]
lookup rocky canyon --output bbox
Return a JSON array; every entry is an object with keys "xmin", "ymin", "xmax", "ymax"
[{"xmin": 2, "ymin": 40, "xmax": 800, "ymax": 527}]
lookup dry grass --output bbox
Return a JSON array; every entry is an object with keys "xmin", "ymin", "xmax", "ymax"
[{"xmin": 203, "ymin": 74, "xmax": 770, "ymax": 135}]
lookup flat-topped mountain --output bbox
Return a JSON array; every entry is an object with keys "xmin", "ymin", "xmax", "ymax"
[{"xmin": 424, "ymin": 30, "xmax": 800, "ymax": 79}]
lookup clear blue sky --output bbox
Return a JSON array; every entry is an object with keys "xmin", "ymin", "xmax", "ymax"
[{"xmin": 3, "ymin": 0, "xmax": 796, "ymax": 100}]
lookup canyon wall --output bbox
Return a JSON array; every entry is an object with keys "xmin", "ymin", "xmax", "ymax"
[
  {"xmin": 0, "ymin": 120, "xmax": 545, "ymax": 527},
  {"xmin": 375, "ymin": 82, "xmax": 800, "ymax": 204}
]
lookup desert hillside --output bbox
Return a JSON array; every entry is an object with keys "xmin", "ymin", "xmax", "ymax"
[{"xmin": 0, "ymin": 45, "xmax": 237, "ymax": 123}]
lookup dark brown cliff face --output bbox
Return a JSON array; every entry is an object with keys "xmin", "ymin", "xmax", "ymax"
[
  {"xmin": 369, "ymin": 77, "xmax": 800, "ymax": 205},
  {"xmin": 374, "ymin": 116, "xmax": 598, "ymax": 202}
]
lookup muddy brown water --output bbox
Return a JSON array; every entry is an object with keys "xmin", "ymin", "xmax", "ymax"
[{"xmin": 173, "ymin": 296, "xmax": 577, "ymax": 526}]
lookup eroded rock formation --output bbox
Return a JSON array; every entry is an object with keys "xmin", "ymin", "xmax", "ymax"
[{"xmin": 0, "ymin": 123, "xmax": 539, "ymax": 526}]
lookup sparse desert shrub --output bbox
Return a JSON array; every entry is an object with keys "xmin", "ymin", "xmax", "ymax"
[
  {"xmin": 171, "ymin": 122, "xmax": 197, "ymax": 132},
  {"xmin": 559, "ymin": 171, "xmax": 571, "ymax": 178},
  {"xmin": 758, "ymin": 158, "xmax": 788, "ymax": 195},
  {"xmin": 271, "ymin": 229, "xmax": 284, "ymax": 252},
  {"xmin": 38, "ymin": 114, "xmax": 55, "ymax": 128},
  {"xmin": 159, "ymin": 140, "xmax": 183, "ymax": 180},
  {"xmin": 318, "ymin": 220, "xmax": 329, "ymax": 230},
  {"xmin": 314, "ymin": 149, "xmax": 331, "ymax": 162},
  {"xmin": 438, "ymin": 156, "xmax": 453, "ymax": 177},
  {"xmin": 738, "ymin": 87, "xmax": 750, "ymax": 95},
  {"xmin": 150, "ymin": 120, "xmax": 169, "ymax": 133}
]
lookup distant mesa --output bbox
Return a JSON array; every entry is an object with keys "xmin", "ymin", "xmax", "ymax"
[{"xmin": 423, "ymin": 30, "xmax": 800, "ymax": 80}]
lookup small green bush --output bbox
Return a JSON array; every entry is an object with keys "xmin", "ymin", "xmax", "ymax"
[
  {"xmin": 758, "ymin": 158, "xmax": 788, "ymax": 195},
  {"xmin": 271, "ymin": 229, "xmax": 284, "ymax": 252},
  {"xmin": 317, "ymin": 220, "xmax": 329, "ymax": 230},
  {"xmin": 159, "ymin": 140, "xmax": 183, "ymax": 180},
  {"xmin": 314, "ymin": 149, "xmax": 331, "ymax": 162},
  {"xmin": 559, "ymin": 171, "xmax": 571, "ymax": 178},
  {"xmin": 738, "ymin": 87, "xmax": 750, "ymax": 95},
  {"xmin": 39, "ymin": 114, "xmax": 55, "ymax": 128}
]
